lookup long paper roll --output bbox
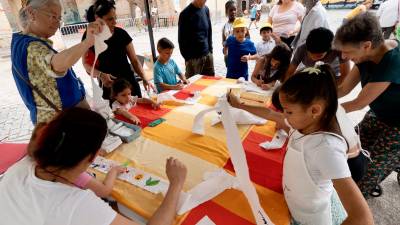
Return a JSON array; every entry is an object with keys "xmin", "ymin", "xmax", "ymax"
[{"xmin": 189, "ymin": 97, "xmax": 274, "ymax": 225}]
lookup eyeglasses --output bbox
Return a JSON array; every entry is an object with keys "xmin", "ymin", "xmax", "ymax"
[{"xmin": 38, "ymin": 10, "xmax": 63, "ymax": 25}]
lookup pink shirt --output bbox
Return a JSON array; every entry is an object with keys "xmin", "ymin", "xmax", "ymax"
[{"xmin": 269, "ymin": 2, "xmax": 305, "ymax": 36}]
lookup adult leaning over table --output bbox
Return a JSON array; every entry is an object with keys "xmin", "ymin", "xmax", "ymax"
[
  {"xmin": 334, "ymin": 13, "xmax": 400, "ymax": 198},
  {"xmin": 0, "ymin": 108, "xmax": 187, "ymax": 225},
  {"xmin": 11, "ymin": 0, "xmax": 102, "ymax": 124},
  {"xmin": 82, "ymin": 0, "xmax": 155, "ymax": 100}
]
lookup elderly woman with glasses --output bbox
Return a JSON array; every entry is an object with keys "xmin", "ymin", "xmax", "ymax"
[{"xmin": 11, "ymin": 0, "xmax": 103, "ymax": 124}]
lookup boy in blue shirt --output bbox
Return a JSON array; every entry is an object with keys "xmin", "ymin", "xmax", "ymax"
[
  {"xmin": 225, "ymin": 17, "xmax": 257, "ymax": 80},
  {"xmin": 154, "ymin": 38, "xmax": 189, "ymax": 93}
]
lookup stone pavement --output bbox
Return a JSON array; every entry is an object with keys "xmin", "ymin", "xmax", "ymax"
[{"xmin": 0, "ymin": 9, "xmax": 398, "ymax": 224}]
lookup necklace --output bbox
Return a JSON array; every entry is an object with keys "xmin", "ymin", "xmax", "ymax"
[{"xmin": 38, "ymin": 167, "xmax": 79, "ymax": 188}]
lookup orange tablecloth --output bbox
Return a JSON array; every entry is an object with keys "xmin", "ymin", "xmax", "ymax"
[{"xmin": 106, "ymin": 75, "xmax": 290, "ymax": 224}]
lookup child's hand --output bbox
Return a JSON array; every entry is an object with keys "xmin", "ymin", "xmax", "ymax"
[
  {"xmin": 182, "ymin": 79, "xmax": 189, "ymax": 85},
  {"xmin": 227, "ymin": 90, "xmax": 242, "ymax": 108},
  {"xmin": 255, "ymin": 79, "xmax": 263, "ymax": 87},
  {"xmin": 175, "ymin": 83, "xmax": 184, "ymax": 90},
  {"xmin": 129, "ymin": 115, "xmax": 141, "ymax": 125},
  {"xmin": 241, "ymin": 55, "xmax": 251, "ymax": 62},
  {"xmin": 99, "ymin": 73, "xmax": 116, "ymax": 88},
  {"xmin": 166, "ymin": 157, "xmax": 187, "ymax": 188},
  {"xmin": 271, "ymin": 33, "xmax": 281, "ymax": 42},
  {"xmin": 261, "ymin": 83, "xmax": 272, "ymax": 90},
  {"xmin": 110, "ymin": 165, "xmax": 126, "ymax": 175},
  {"xmin": 151, "ymin": 101, "xmax": 160, "ymax": 110}
]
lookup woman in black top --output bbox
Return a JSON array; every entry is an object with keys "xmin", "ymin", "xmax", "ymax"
[{"xmin": 82, "ymin": 0, "xmax": 154, "ymax": 99}]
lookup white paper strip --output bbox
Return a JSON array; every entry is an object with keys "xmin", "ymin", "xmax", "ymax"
[
  {"xmin": 177, "ymin": 170, "xmax": 237, "ymax": 215},
  {"xmin": 259, "ymin": 129, "xmax": 287, "ymax": 150},
  {"xmin": 219, "ymin": 98, "xmax": 274, "ymax": 225},
  {"xmin": 196, "ymin": 216, "xmax": 216, "ymax": 225},
  {"xmin": 190, "ymin": 97, "xmax": 274, "ymax": 225},
  {"xmin": 210, "ymin": 106, "xmax": 267, "ymax": 126},
  {"xmin": 90, "ymin": 24, "xmax": 112, "ymax": 113}
]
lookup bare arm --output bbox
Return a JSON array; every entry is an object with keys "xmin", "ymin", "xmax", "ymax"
[
  {"xmin": 338, "ymin": 65, "xmax": 361, "ymax": 98},
  {"xmin": 159, "ymin": 82, "xmax": 184, "ymax": 91},
  {"xmin": 177, "ymin": 73, "xmax": 189, "ymax": 84},
  {"xmin": 222, "ymin": 26, "xmax": 227, "ymax": 45},
  {"xmin": 228, "ymin": 92, "xmax": 288, "ymax": 132},
  {"xmin": 333, "ymin": 178, "xmax": 374, "ymax": 225},
  {"xmin": 251, "ymin": 57, "xmax": 266, "ymax": 85},
  {"xmin": 342, "ymin": 82, "xmax": 390, "ymax": 113},
  {"xmin": 337, "ymin": 61, "xmax": 351, "ymax": 86},
  {"xmin": 136, "ymin": 97, "xmax": 160, "ymax": 109},
  {"xmin": 85, "ymin": 166, "xmax": 124, "ymax": 198},
  {"xmin": 283, "ymin": 64, "xmax": 297, "ymax": 82},
  {"xmin": 267, "ymin": 16, "xmax": 272, "ymax": 24},
  {"xmin": 51, "ymin": 20, "xmax": 103, "ymax": 74},
  {"xmin": 109, "ymin": 181, "xmax": 184, "ymax": 225},
  {"xmin": 114, "ymin": 108, "xmax": 141, "ymax": 124}
]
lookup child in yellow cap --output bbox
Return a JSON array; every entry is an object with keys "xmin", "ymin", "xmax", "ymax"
[
  {"xmin": 225, "ymin": 17, "xmax": 257, "ymax": 80},
  {"xmin": 256, "ymin": 23, "xmax": 280, "ymax": 57}
]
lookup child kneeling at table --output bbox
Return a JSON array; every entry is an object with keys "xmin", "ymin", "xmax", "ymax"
[
  {"xmin": 111, "ymin": 79, "xmax": 159, "ymax": 125},
  {"xmin": 229, "ymin": 64, "xmax": 373, "ymax": 225},
  {"xmin": 28, "ymin": 123, "xmax": 125, "ymax": 198},
  {"xmin": 225, "ymin": 17, "xmax": 257, "ymax": 80},
  {"xmin": 154, "ymin": 38, "xmax": 189, "ymax": 93}
]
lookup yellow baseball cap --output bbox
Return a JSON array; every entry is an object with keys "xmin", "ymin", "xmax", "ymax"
[
  {"xmin": 260, "ymin": 22, "xmax": 273, "ymax": 30},
  {"xmin": 233, "ymin": 17, "xmax": 247, "ymax": 29}
]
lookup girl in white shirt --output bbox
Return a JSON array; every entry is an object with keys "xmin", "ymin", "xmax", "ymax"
[
  {"xmin": 229, "ymin": 64, "xmax": 373, "ymax": 225},
  {"xmin": 0, "ymin": 108, "xmax": 187, "ymax": 225},
  {"xmin": 111, "ymin": 78, "xmax": 159, "ymax": 125}
]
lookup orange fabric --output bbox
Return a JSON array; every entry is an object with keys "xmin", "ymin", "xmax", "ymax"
[
  {"xmin": 180, "ymin": 200, "xmax": 254, "ymax": 225},
  {"xmin": 197, "ymin": 95, "xmax": 218, "ymax": 106},
  {"xmin": 103, "ymin": 76, "xmax": 290, "ymax": 224},
  {"xmin": 212, "ymin": 184, "xmax": 290, "ymax": 225},
  {"xmin": 142, "ymin": 123, "xmax": 230, "ymax": 167},
  {"xmin": 193, "ymin": 78, "xmax": 219, "ymax": 86}
]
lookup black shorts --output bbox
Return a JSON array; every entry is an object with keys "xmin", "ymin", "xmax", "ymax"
[{"xmin": 250, "ymin": 18, "xmax": 256, "ymax": 21}]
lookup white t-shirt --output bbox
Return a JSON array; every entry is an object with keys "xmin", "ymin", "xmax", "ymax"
[
  {"xmin": 112, "ymin": 95, "xmax": 138, "ymax": 111},
  {"xmin": 222, "ymin": 22, "xmax": 233, "ymax": 43},
  {"xmin": 377, "ymin": 0, "xmax": 399, "ymax": 28},
  {"xmin": 292, "ymin": 2, "xmax": 329, "ymax": 50},
  {"xmin": 256, "ymin": 39, "xmax": 276, "ymax": 56},
  {"xmin": 290, "ymin": 130, "xmax": 351, "ymax": 192},
  {"xmin": 269, "ymin": 2, "xmax": 305, "ymax": 36},
  {"xmin": 0, "ymin": 157, "xmax": 117, "ymax": 225}
]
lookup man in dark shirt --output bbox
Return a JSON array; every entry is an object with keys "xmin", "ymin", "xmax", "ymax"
[{"xmin": 178, "ymin": 0, "xmax": 215, "ymax": 77}]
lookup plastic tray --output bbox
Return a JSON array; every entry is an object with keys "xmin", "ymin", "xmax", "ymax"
[{"xmin": 110, "ymin": 118, "xmax": 141, "ymax": 143}]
